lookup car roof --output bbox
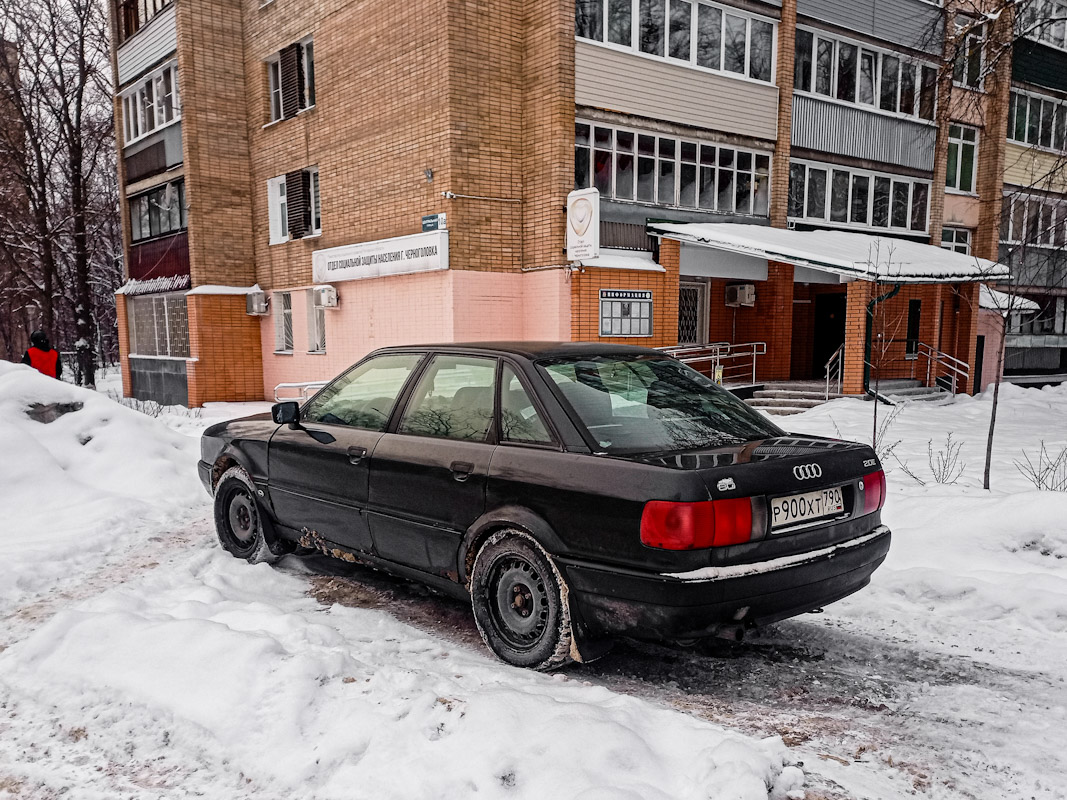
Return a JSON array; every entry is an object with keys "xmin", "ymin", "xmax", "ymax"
[{"xmin": 376, "ymin": 341, "xmax": 666, "ymax": 360}]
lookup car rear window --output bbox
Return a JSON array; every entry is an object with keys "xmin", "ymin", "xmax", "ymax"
[{"xmin": 538, "ymin": 355, "xmax": 782, "ymax": 454}]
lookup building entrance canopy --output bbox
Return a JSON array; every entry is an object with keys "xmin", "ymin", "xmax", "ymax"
[{"xmin": 650, "ymin": 222, "xmax": 1009, "ymax": 284}]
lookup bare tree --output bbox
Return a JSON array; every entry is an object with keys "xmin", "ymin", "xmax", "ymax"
[{"xmin": 0, "ymin": 0, "xmax": 119, "ymax": 385}]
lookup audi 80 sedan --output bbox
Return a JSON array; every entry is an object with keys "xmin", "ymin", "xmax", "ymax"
[{"xmin": 199, "ymin": 343, "xmax": 890, "ymax": 670}]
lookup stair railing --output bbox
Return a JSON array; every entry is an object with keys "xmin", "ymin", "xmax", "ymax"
[
  {"xmin": 660, "ymin": 342, "xmax": 767, "ymax": 385},
  {"xmin": 274, "ymin": 380, "xmax": 329, "ymax": 402},
  {"xmin": 917, "ymin": 343, "xmax": 970, "ymax": 394},
  {"xmin": 823, "ymin": 344, "xmax": 844, "ymax": 400}
]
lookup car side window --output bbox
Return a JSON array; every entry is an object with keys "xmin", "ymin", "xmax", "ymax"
[
  {"xmin": 398, "ymin": 355, "xmax": 497, "ymax": 442},
  {"xmin": 499, "ymin": 364, "xmax": 554, "ymax": 445},
  {"xmin": 302, "ymin": 353, "xmax": 423, "ymax": 429}
]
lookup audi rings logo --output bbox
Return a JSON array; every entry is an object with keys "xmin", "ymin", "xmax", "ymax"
[{"xmin": 793, "ymin": 463, "xmax": 823, "ymax": 480}]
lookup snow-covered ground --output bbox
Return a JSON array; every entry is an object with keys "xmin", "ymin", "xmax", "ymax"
[{"xmin": 1, "ymin": 361, "xmax": 1065, "ymax": 799}]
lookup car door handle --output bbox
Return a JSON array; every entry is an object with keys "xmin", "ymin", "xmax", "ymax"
[
  {"xmin": 347, "ymin": 446, "xmax": 368, "ymax": 465},
  {"xmin": 451, "ymin": 461, "xmax": 475, "ymax": 481}
]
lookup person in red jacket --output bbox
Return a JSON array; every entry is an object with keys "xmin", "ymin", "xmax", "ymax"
[{"xmin": 21, "ymin": 330, "xmax": 62, "ymax": 379}]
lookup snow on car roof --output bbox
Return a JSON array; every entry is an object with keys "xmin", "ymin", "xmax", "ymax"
[{"xmin": 650, "ymin": 222, "xmax": 1010, "ymax": 283}]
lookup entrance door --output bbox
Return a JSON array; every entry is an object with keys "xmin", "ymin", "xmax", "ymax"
[
  {"xmin": 678, "ymin": 280, "xmax": 708, "ymax": 344},
  {"xmin": 812, "ymin": 293, "xmax": 847, "ymax": 379}
]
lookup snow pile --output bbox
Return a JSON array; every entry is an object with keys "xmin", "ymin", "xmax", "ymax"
[
  {"xmin": 0, "ymin": 362, "xmax": 203, "ymax": 610},
  {"xmin": 2, "ymin": 549, "xmax": 803, "ymax": 799}
]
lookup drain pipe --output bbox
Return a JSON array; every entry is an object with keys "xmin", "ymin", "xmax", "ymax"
[{"xmin": 865, "ymin": 282, "xmax": 902, "ymax": 402}]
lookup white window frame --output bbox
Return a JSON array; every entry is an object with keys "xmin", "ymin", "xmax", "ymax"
[
  {"xmin": 574, "ymin": 119, "xmax": 771, "ymax": 216},
  {"xmin": 794, "ymin": 26, "xmax": 938, "ymax": 124},
  {"xmin": 946, "ymin": 123, "xmax": 979, "ymax": 194},
  {"xmin": 308, "ymin": 166, "xmax": 322, "ymax": 234},
  {"xmin": 267, "ymin": 176, "xmax": 288, "ymax": 244},
  {"xmin": 273, "ymin": 291, "xmax": 293, "ymax": 353},
  {"xmin": 1000, "ymin": 192, "xmax": 1067, "ymax": 248},
  {"xmin": 787, "ymin": 158, "xmax": 931, "ymax": 234},
  {"xmin": 1020, "ymin": 0, "xmax": 1067, "ymax": 52},
  {"xmin": 267, "ymin": 56, "xmax": 283, "ymax": 122},
  {"xmin": 574, "ymin": 0, "xmax": 778, "ymax": 87},
  {"xmin": 940, "ymin": 227, "xmax": 971, "ymax": 254},
  {"xmin": 1008, "ymin": 88, "xmax": 1067, "ymax": 154},
  {"xmin": 299, "ymin": 36, "xmax": 315, "ymax": 110},
  {"xmin": 120, "ymin": 61, "xmax": 181, "ymax": 146},
  {"xmin": 952, "ymin": 19, "xmax": 984, "ymax": 90},
  {"xmin": 307, "ymin": 289, "xmax": 326, "ymax": 353}
]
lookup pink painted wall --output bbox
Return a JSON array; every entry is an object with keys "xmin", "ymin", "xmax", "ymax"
[
  {"xmin": 260, "ymin": 268, "xmax": 571, "ymax": 399},
  {"xmin": 977, "ymin": 308, "xmax": 1005, "ymax": 392}
]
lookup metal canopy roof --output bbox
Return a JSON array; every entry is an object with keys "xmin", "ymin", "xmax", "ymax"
[{"xmin": 650, "ymin": 222, "xmax": 1010, "ymax": 284}]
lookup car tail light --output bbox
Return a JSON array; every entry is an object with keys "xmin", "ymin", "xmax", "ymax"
[
  {"xmin": 640, "ymin": 498, "xmax": 754, "ymax": 550},
  {"xmin": 862, "ymin": 469, "xmax": 886, "ymax": 515}
]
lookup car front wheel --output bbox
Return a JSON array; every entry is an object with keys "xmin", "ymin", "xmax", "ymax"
[
  {"xmin": 470, "ymin": 530, "xmax": 574, "ymax": 670},
  {"xmin": 213, "ymin": 465, "xmax": 282, "ymax": 564}
]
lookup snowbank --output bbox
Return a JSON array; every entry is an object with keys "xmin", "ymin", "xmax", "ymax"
[
  {"xmin": 0, "ymin": 362, "xmax": 203, "ymax": 609},
  {"xmin": 3, "ymin": 549, "xmax": 803, "ymax": 799}
]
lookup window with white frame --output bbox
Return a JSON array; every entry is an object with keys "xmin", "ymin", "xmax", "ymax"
[
  {"xmin": 267, "ymin": 57, "xmax": 283, "ymax": 122},
  {"xmin": 273, "ymin": 291, "xmax": 293, "ymax": 352},
  {"xmin": 309, "ymin": 166, "xmax": 322, "ymax": 234},
  {"xmin": 787, "ymin": 160, "xmax": 930, "ymax": 233},
  {"xmin": 307, "ymin": 290, "xmax": 326, "ymax": 353},
  {"xmin": 128, "ymin": 293, "xmax": 190, "ymax": 358},
  {"xmin": 574, "ymin": 0, "xmax": 776, "ymax": 84},
  {"xmin": 1000, "ymin": 193, "xmax": 1067, "ymax": 247},
  {"xmin": 575, "ymin": 121, "xmax": 770, "ymax": 215},
  {"xmin": 130, "ymin": 180, "xmax": 186, "ymax": 242},
  {"xmin": 121, "ymin": 61, "xmax": 181, "ymax": 145},
  {"xmin": 266, "ymin": 37, "xmax": 315, "ymax": 122},
  {"xmin": 946, "ymin": 124, "xmax": 978, "ymax": 193},
  {"xmin": 267, "ymin": 176, "xmax": 288, "ymax": 244},
  {"xmin": 940, "ymin": 227, "xmax": 971, "ymax": 254},
  {"xmin": 300, "ymin": 37, "xmax": 315, "ymax": 108},
  {"xmin": 1019, "ymin": 0, "xmax": 1067, "ymax": 52},
  {"xmin": 952, "ymin": 19, "xmax": 984, "ymax": 89},
  {"xmin": 1009, "ymin": 89, "xmax": 1067, "ymax": 152},
  {"xmin": 794, "ymin": 28, "xmax": 937, "ymax": 121}
]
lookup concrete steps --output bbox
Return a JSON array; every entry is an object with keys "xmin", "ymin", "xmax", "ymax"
[
  {"xmin": 872, "ymin": 379, "xmax": 951, "ymax": 403},
  {"xmin": 743, "ymin": 377, "xmax": 950, "ymax": 415}
]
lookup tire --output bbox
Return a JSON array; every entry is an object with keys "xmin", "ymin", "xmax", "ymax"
[
  {"xmin": 470, "ymin": 530, "xmax": 574, "ymax": 670},
  {"xmin": 213, "ymin": 466, "xmax": 282, "ymax": 564}
]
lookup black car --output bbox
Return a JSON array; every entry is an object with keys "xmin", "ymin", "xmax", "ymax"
[{"xmin": 199, "ymin": 342, "xmax": 890, "ymax": 669}]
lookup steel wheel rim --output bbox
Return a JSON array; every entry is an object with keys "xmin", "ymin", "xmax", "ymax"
[
  {"xmin": 488, "ymin": 555, "xmax": 550, "ymax": 651},
  {"xmin": 226, "ymin": 489, "xmax": 256, "ymax": 544}
]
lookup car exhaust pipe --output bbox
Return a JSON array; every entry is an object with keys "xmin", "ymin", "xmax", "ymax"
[{"xmin": 713, "ymin": 624, "xmax": 745, "ymax": 642}]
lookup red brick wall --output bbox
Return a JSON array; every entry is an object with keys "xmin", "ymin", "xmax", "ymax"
[
  {"xmin": 570, "ymin": 239, "xmax": 680, "ymax": 347},
  {"xmin": 115, "ymin": 293, "xmax": 132, "ymax": 397},
  {"xmin": 186, "ymin": 294, "xmax": 264, "ymax": 406}
]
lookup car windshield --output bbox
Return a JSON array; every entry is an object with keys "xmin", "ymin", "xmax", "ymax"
[{"xmin": 538, "ymin": 355, "xmax": 782, "ymax": 454}]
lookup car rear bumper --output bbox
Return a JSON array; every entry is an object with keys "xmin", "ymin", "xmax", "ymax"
[{"xmin": 560, "ymin": 525, "xmax": 891, "ymax": 640}]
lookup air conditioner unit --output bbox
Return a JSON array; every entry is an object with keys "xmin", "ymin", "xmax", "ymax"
[
  {"xmin": 314, "ymin": 285, "xmax": 339, "ymax": 309},
  {"xmin": 725, "ymin": 283, "xmax": 756, "ymax": 308},
  {"xmin": 246, "ymin": 291, "xmax": 269, "ymax": 315}
]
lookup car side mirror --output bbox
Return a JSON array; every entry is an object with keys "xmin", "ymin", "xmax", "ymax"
[{"xmin": 272, "ymin": 401, "xmax": 300, "ymax": 426}]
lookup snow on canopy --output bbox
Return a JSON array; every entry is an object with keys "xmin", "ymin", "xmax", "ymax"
[
  {"xmin": 650, "ymin": 222, "xmax": 1010, "ymax": 283},
  {"xmin": 979, "ymin": 284, "xmax": 1040, "ymax": 313}
]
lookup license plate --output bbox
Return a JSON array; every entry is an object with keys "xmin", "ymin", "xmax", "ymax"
[{"xmin": 771, "ymin": 487, "xmax": 844, "ymax": 530}]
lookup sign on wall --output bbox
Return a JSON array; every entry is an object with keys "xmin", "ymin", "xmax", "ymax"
[
  {"xmin": 600, "ymin": 289, "xmax": 653, "ymax": 337},
  {"xmin": 312, "ymin": 230, "xmax": 449, "ymax": 284},
  {"xmin": 567, "ymin": 187, "xmax": 600, "ymax": 261}
]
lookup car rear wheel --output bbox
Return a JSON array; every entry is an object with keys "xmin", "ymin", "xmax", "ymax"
[
  {"xmin": 213, "ymin": 466, "xmax": 281, "ymax": 564},
  {"xmin": 470, "ymin": 530, "xmax": 573, "ymax": 670}
]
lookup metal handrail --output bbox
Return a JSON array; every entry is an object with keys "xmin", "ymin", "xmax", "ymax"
[
  {"xmin": 917, "ymin": 343, "xmax": 970, "ymax": 394},
  {"xmin": 660, "ymin": 341, "xmax": 767, "ymax": 385},
  {"xmin": 824, "ymin": 343, "xmax": 844, "ymax": 400},
  {"xmin": 274, "ymin": 380, "xmax": 328, "ymax": 402}
]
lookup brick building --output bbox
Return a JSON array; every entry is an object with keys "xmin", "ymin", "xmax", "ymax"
[{"xmin": 108, "ymin": 0, "xmax": 1058, "ymax": 407}]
